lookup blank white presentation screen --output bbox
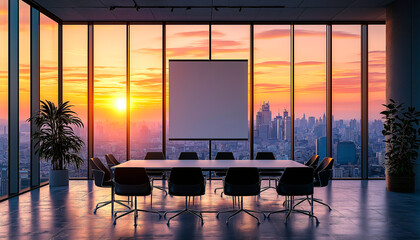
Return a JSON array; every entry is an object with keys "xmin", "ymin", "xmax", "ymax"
[{"xmin": 169, "ymin": 60, "xmax": 248, "ymax": 139}]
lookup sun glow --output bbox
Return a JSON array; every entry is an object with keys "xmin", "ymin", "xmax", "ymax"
[{"xmin": 115, "ymin": 98, "xmax": 126, "ymax": 111}]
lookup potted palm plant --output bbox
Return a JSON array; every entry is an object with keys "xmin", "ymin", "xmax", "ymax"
[
  {"xmin": 28, "ymin": 100, "xmax": 85, "ymax": 187},
  {"xmin": 381, "ymin": 99, "xmax": 420, "ymax": 193}
]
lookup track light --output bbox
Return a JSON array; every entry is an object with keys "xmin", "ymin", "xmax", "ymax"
[
  {"xmin": 171, "ymin": 8, "xmax": 174, "ymax": 12},
  {"xmin": 239, "ymin": 7, "xmax": 242, "ymax": 12},
  {"xmin": 186, "ymin": 7, "xmax": 191, "ymax": 10},
  {"xmin": 214, "ymin": 7, "xmax": 219, "ymax": 11},
  {"xmin": 109, "ymin": 6, "xmax": 116, "ymax": 11}
]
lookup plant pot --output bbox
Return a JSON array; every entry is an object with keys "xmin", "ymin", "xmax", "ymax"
[
  {"xmin": 49, "ymin": 169, "xmax": 69, "ymax": 187},
  {"xmin": 386, "ymin": 173, "xmax": 415, "ymax": 193}
]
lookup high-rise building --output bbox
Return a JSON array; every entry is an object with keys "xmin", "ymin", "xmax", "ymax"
[
  {"xmin": 284, "ymin": 116, "xmax": 291, "ymax": 142},
  {"xmin": 316, "ymin": 136, "xmax": 327, "ymax": 160},
  {"xmin": 337, "ymin": 141, "xmax": 357, "ymax": 165}
]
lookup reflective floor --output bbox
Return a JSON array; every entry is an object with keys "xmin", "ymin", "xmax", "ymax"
[{"xmin": 1, "ymin": 180, "xmax": 420, "ymax": 239}]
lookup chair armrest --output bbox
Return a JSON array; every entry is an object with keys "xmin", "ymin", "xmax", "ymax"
[
  {"xmin": 92, "ymin": 169, "xmax": 105, "ymax": 187},
  {"xmin": 317, "ymin": 169, "xmax": 332, "ymax": 187}
]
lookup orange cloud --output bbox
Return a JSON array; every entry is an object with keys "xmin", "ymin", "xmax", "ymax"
[
  {"xmin": 255, "ymin": 29, "xmax": 290, "ymax": 40},
  {"xmin": 295, "ymin": 61, "xmax": 324, "ymax": 66},
  {"xmin": 255, "ymin": 61, "xmax": 290, "ymax": 68}
]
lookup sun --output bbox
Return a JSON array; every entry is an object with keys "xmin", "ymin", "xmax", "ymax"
[{"xmin": 115, "ymin": 98, "xmax": 126, "ymax": 112}]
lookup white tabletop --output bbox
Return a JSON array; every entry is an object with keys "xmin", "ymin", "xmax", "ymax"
[{"xmin": 113, "ymin": 159, "xmax": 306, "ymax": 170}]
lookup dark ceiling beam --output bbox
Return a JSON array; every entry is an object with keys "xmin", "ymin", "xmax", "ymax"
[{"xmin": 22, "ymin": 0, "xmax": 62, "ymax": 23}]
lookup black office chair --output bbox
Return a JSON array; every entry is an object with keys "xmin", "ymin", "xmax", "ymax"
[
  {"xmin": 268, "ymin": 167, "xmax": 319, "ymax": 224},
  {"xmin": 164, "ymin": 167, "xmax": 206, "ymax": 225},
  {"xmin": 144, "ymin": 152, "xmax": 168, "ymax": 195},
  {"xmin": 105, "ymin": 154, "xmax": 132, "ymax": 204},
  {"xmin": 305, "ymin": 155, "xmax": 320, "ymax": 169},
  {"xmin": 255, "ymin": 152, "xmax": 282, "ymax": 193},
  {"xmin": 213, "ymin": 152, "xmax": 235, "ymax": 194},
  {"xmin": 89, "ymin": 158, "xmax": 130, "ymax": 214},
  {"xmin": 112, "ymin": 167, "xmax": 161, "ymax": 226},
  {"xmin": 178, "ymin": 152, "xmax": 199, "ymax": 160},
  {"xmin": 294, "ymin": 157, "xmax": 334, "ymax": 211},
  {"xmin": 217, "ymin": 168, "xmax": 265, "ymax": 224}
]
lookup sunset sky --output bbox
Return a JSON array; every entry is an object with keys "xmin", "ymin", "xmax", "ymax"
[{"xmin": 0, "ymin": 1, "xmax": 386, "ymax": 134}]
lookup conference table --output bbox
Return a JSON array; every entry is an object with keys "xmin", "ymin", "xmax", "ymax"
[{"xmin": 111, "ymin": 159, "xmax": 307, "ymax": 214}]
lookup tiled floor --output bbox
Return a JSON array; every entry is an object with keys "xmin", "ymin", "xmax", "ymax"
[{"xmin": 0, "ymin": 180, "xmax": 420, "ymax": 239}]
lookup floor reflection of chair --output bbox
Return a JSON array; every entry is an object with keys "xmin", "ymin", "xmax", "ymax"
[{"xmin": 217, "ymin": 167, "xmax": 265, "ymax": 224}]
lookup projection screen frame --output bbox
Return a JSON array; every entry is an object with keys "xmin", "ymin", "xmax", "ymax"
[{"xmin": 168, "ymin": 59, "xmax": 249, "ymax": 141}]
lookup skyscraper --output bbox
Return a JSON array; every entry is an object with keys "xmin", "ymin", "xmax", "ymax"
[
  {"xmin": 337, "ymin": 141, "xmax": 357, "ymax": 165},
  {"xmin": 316, "ymin": 136, "xmax": 327, "ymax": 160}
]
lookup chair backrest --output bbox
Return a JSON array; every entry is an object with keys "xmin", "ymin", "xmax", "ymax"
[
  {"xmin": 255, "ymin": 152, "xmax": 275, "ymax": 160},
  {"xmin": 314, "ymin": 157, "xmax": 334, "ymax": 176},
  {"xmin": 169, "ymin": 167, "xmax": 204, "ymax": 185},
  {"xmin": 314, "ymin": 157, "xmax": 334, "ymax": 187},
  {"xmin": 305, "ymin": 155, "xmax": 320, "ymax": 168},
  {"xmin": 277, "ymin": 167, "xmax": 314, "ymax": 196},
  {"xmin": 89, "ymin": 157, "xmax": 111, "ymax": 187},
  {"xmin": 114, "ymin": 167, "xmax": 150, "ymax": 185},
  {"xmin": 215, "ymin": 152, "xmax": 235, "ymax": 160},
  {"xmin": 114, "ymin": 167, "xmax": 152, "ymax": 196},
  {"xmin": 105, "ymin": 154, "xmax": 120, "ymax": 166},
  {"xmin": 178, "ymin": 152, "xmax": 199, "ymax": 160},
  {"xmin": 225, "ymin": 167, "xmax": 260, "ymax": 185},
  {"xmin": 144, "ymin": 152, "xmax": 165, "ymax": 160}
]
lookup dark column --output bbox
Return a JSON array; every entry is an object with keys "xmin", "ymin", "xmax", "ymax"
[{"xmin": 387, "ymin": 0, "xmax": 420, "ymax": 190}]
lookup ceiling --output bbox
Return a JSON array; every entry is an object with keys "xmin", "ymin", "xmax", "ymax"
[{"xmin": 31, "ymin": 0, "xmax": 394, "ymax": 22}]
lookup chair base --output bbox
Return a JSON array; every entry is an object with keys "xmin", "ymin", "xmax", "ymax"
[
  {"xmin": 217, "ymin": 196, "xmax": 266, "ymax": 224},
  {"xmin": 113, "ymin": 196, "xmax": 162, "ymax": 226},
  {"xmin": 93, "ymin": 199, "xmax": 131, "ymax": 214},
  {"xmin": 164, "ymin": 196, "xmax": 204, "ymax": 225},
  {"xmin": 268, "ymin": 196, "xmax": 319, "ymax": 224},
  {"xmin": 293, "ymin": 196, "xmax": 332, "ymax": 211}
]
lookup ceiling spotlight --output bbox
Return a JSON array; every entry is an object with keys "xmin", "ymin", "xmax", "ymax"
[
  {"xmin": 186, "ymin": 7, "xmax": 191, "ymax": 10},
  {"xmin": 214, "ymin": 7, "xmax": 219, "ymax": 11},
  {"xmin": 171, "ymin": 8, "xmax": 174, "ymax": 12},
  {"xmin": 136, "ymin": 6, "xmax": 140, "ymax": 11},
  {"xmin": 109, "ymin": 6, "xmax": 116, "ymax": 11},
  {"xmin": 239, "ymin": 7, "xmax": 242, "ymax": 12}
]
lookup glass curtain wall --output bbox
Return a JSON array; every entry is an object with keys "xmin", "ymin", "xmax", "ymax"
[
  {"xmin": 19, "ymin": 0, "xmax": 31, "ymax": 189},
  {"xmin": 294, "ymin": 25, "xmax": 327, "ymax": 164},
  {"xmin": 0, "ymin": 0, "xmax": 8, "ymax": 197},
  {"xmin": 332, "ymin": 25, "xmax": 362, "ymax": 178},
  {"xmin": 93, "ymin": 25, "xmax": 127, "ymax": 164},
  {"xmin": 40, "ymin": 13, "xmax": 58, "ymax": 183},
  {"xmin": 130, "ymin": 25, "xmax": 163, "ymax": 160},
  {"xmin": 166, "ymin": 25, "xmax": 209, "ymax": 160},
  {"xmin": 63, "ymin": 25, "xmax": 88, "ymax": 177},
  {"xmin": 211, "ymin": 25, "xmax": 250, "ymax": 160},
  {"xmin": 368, "ymin": 25, "xmax": 386, "ymax": 178},
  {"xmin": 254, "ymin": 25, "xmax": 291, "ymax": 159}
]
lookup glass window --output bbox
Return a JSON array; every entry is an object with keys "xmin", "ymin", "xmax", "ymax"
[
  {"xmin": 19, "ymin": 0, "xmax": 31, "ymax": 189},
  {"xmin": 94, "ymin": 25, "xmax": 127, "ymax": 164},
  {"xmin": 332, "ymin": 25, "xmax": 361, "ymax": 178},
  {"xmin": 368, "ymin": 25, "xmax": 386, "ymax": 178},
  {"xmin": 294, "ymin": 25, "xmax": 326, "ymax": 164},
  {"xmin": 0, "ymin": 0, "xmax": 8, "ymax": 197},
  {"xmin": 63, "ymin": 25, "xmax": 88, "ymax": 177},
  {"xmin": 166, "ymin": 25, "xmax": 209, "ymax": 160},
  {"xmin": 40, "ymin": 14, "xmax": 58, "ymax": 183},
  {"xmin": 130, "ymin": 25, "xmax": 162, "ymax": 160},
  {"xmin": 254, "ymin": 25, "xmax": 291, "ymax": 159},
  {"xmin": 211, "ymin": 25, "xmax": 250, "ymax": 160}
]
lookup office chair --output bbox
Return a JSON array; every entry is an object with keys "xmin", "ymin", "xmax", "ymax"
[
  {"xmin": 294, "ymin": 157, "xmax": 334, "ymax": 211},
  {"xmin": 112, "ymin": 167, "xmax": 161, "ymax": 226},
  {"xmin": 217, "ymin": 167, "xmax": 265, "ymax": 224},
  {"xmin": 255, "ymin": 152, "xmax": 282, "ymax": 193},
  {"xmin": 305, "ymin": 154, "xmax": 320, "ymax": 169},
  {"xmin": 105, "ymin": 154, "xmax": 132, "ymax": 205},
  {"xmin": 213, "ymin": 152, "xmax": 235, "ymax": 194},
  {"xmin": 268, "ymin": 167, "xmax": 319, "ymax": 224},
  {"xmin": 178, "ymin": 152, "xmax": 199, "ymax": 160},
  {"xmin": 89, "ymin": 158, "xmax": 130, "ymax": 214},
  {"xmin": 164, "ymin": 167, "xmax": 206, "ymax": 225},
  {"xmin": 144, "ymin": 152, "xmax": 168, "ymax": 195}
]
